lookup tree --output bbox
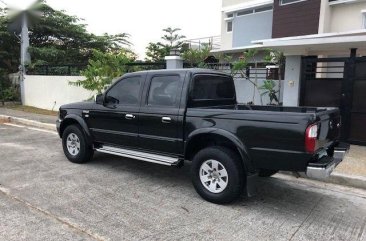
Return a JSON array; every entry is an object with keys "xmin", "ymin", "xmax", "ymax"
[
  {"xmin": 260, "ymin": 49, "xmax": 285, "ymax": 105},
  {"xmin": 259, "ymin": 80, "xmax": 279, "ymax": 105},
  {"xmin": 27, "ymin": 2, "xmax": 131, "ymax": 66},
  {"xmin": 182, "ymin": 44, "xmax": 211, "ymax": 67},
  {"xmin": 229, "ymin": 50, "xmax": 263, "ymax": 105},
  {"xmin": 0, "ymin": 1, "xmax": 132, "ymax": 72},
  {"xmin": 0, "ymin": 7, "xmax": 19, "ymax": 73},
  {"xmin": 145, "ymin": 27, "xmax": 186, "ymax": 62},
  {"xmin": 0, "ymin": 1, "xmax": 132, "ymax": 101},
  {"xmin": 69, "ymin": 50, "xmax": 137, "ymax": 94}
]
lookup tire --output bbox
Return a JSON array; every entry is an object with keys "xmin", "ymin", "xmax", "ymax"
[
  {"xmin": 62, "ymin": 124, "xmax": 93, "ymax": 164},
  {"xmin": 258, "ymin": 169, "xmax": 278, "ymax": 177},
  {"xmin": 191, "ymin": 146, "xmax": 245, "ymax": 204}
]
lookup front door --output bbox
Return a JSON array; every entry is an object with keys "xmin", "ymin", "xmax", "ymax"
[
  {"xmin": 138, "ymin": 73, "xmax": 185, "ymax": 155},
  {"xmin": 86, "ymin": 74, "xmax": 145, "ymax": 148}
]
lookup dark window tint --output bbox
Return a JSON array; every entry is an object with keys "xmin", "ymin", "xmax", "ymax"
[
  {"xmin": 148, "ymin": 75, "xmax": 180, "ymax": 106},
  {"xmin": 280, "ymin": 0, "xmax": 305, "ymax": 5},
  {"xmin": 255, "ymin": 6, "xmax": 273, "ymax": 12},
  {"xmin": 106, "ymin": 76, "xmax": 141, "ymax": 105},
  {"xmin": 237, "ymin": 9, "xmax": 253, "ymax": 16},
  {"xmin": 227, "ymin": 21, "xmax": 233, "ymax": 32},
  {"xmin": 191, "ymin": 75, "xmax": 235, "ymax": 100}
]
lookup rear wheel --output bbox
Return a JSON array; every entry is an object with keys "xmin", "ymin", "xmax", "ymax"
[
  {"xmin": 62, "ymin": 125, "xmax": 93, "ymax": 164},
  {"xmin": 191, "ymin": 146, "xmax": 245, "ymax": 204}
]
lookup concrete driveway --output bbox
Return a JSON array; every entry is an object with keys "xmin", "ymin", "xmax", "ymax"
[{"xmin": 0, "ymin": 123, "xmax": 366, "ymax": 241}]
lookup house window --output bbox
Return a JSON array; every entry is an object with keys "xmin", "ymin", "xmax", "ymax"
[
  {"xmin": 237, "ymin": 9, "xmax": 253, "ymax": 16},
  {"xmin": 227, "ymin": 21, "xmax": 233, "ymax": 32},
  {"xmin": 255, "ymin": 5, "xmax": 273, "ymax": 13},
  {"xmin": 363, "ymin": 12, "xmax": 366, "ymax": 29},
  {"xmin": 236, "ymin": 5, "xmax": 273, "ymax": 17},
  {"xmin": 226, "ymin": 13, "xmax": 234, "ymax": 18},
  {"xmin": 280, "ymin": 0, "xmax": 307, "ymax": 5}
]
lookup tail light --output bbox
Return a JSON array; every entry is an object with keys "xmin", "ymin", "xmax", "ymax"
[{"xmin": 305, "ymin": 123, "xmax": 318, "ymax": 153}]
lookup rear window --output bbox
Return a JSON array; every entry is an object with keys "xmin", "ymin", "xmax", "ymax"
[{"xmin": 191, "ymin": 75, "xmax": 235, "ymax": 100}]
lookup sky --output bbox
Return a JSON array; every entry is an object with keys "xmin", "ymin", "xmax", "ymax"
[{"xmin": 4, "ymin": 0, "xmax": 222, "ymax": 59}]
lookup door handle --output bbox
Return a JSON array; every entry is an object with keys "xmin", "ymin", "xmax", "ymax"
[
  {"xmin": 125, "ymin": 114, "xmax": 135, "ymax": 120},
  {"xmin": 162, "ymin": 117, "xmax": 171, "ymax": 123}
]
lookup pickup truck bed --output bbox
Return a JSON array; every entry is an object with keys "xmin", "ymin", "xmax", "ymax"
[
  {"xmin": 186, "ymin": 104, "xmax": 341, "ymax": 171},
  {"xmin": 57, "ymin": 69, "xmax": 349, "ymax": 204}
]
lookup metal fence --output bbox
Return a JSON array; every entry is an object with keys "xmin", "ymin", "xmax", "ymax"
[
  {"xmin": 26, "ymin": 65, "xmax": 87, "ymax": 76},
  {"xmin": 26, "ymin": 62, "xmax": 166, "ymax": 76},
  {"xmin": 196, "ymin": 63, "xmax": 282, "ymax": 80},
  {"xmin": 26, "ymin": 62, "xmax": 282, "ymax": 80}
]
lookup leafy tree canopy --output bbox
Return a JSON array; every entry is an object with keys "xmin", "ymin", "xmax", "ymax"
[
  {"xmin": 0, "ymin": 0, "xmax": 132, "ymax": 73},
  {"xmin": 182, "ymin": 44, "xmax": 211, "ymax": 67},
  {"xmin": 70, "ymin": 49, "xmax": 137, "ymax": 94},
  {"xmin": 145, "ymin": 27, "xmax": 186, "ymax": 62}
]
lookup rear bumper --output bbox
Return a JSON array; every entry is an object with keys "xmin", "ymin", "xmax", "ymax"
[{"xmin": 306, "ymin": 142, "xmax": 350, "ymax": 179}]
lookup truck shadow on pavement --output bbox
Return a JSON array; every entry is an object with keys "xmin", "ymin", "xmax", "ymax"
[
  {"xmin": 85, "ymin": 152, "xmax": 366, "ymax": 241},
  {"xmin": 89, "ymin": 152, "xmax": 342, "ymax": 207}
]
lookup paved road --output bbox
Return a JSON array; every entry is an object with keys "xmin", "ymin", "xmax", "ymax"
[{"xmin": 0, "ymin": 123, "xmax": 366, "ymax": 241}]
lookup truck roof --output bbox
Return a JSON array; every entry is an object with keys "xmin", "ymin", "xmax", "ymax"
[{"xmin": 123, "ymin": 68, "xmax": 231, "ymax": 77}]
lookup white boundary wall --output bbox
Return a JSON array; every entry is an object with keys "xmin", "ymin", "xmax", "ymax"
[
  {"xmin": 23, "ymin": 75, "xmax": 94, "ymax": 111},
  {"xmin": 22, "ymin": 70, "xmax": 284, "ymax": 110}
]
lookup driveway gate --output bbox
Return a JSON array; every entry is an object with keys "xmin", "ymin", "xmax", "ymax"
[{"xmin": 300, "ymin": 54, "xmax": 366, "ymax": 145}]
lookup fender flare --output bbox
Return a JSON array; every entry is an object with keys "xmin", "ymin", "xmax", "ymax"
[
  {"xmin": 185, "ymin": 128, "xmax": 255, "ymax": 173},
  {"xmin": 60, "ymin": 114, "xmax": 93, "ymax": 145}
]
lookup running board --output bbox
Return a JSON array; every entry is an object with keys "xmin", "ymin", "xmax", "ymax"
[{"xmin": 95, "ymin": 145, "xmax": 181, "ymax": 166}]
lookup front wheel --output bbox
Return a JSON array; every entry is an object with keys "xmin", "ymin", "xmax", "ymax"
[
  {"xmin": 191, "ymin": 146, "xmax": 245, "ymax": 204},
  {"xmin": 62, "ymin": 124, "xmax": 93, "ymax": 164}
]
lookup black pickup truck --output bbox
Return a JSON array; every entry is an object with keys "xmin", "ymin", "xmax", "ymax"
[{"xmin": 57, "ymin": 69, "xmax": 349, "ymax": 204}]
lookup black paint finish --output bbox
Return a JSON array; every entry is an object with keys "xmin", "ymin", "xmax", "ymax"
[{"xmin": 58, "ymin": 69, "xmax": 342, "ymax": 174}]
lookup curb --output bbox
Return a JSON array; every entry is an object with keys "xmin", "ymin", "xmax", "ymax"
[
  {"xmin": 328, "ymin": 172, "xmax": 366, "ymax": 190},
  {"xmin": 280, "ymin": 171, "xmax": 366, "ymax": 190},
  {"xmin": 0, "ymin": 114, "xmax": 56, "ymax": 132}
]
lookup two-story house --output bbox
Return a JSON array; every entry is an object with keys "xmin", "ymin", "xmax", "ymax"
[
  {"xmin": 214, "ymin": 0, "xmax": 366, "ymax": 145},
  {"xmin": 218, "ymin": 0, "xmax": 366, "ymax": 53}
]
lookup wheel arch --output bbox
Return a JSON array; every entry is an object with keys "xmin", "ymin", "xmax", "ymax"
[
  {"xmin": 60, "ymin": 114, "xmax": 92, "ymax": 145},
  {"xmin": 185, "ymin": 128, "xmax": 255, "ymax": 174}
]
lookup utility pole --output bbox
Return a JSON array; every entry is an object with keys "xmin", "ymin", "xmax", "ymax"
[{"xmin": 19, "ymin": 12, "xmax": 30, "ymax": 105}]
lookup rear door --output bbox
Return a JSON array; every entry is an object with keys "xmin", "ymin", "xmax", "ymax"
[
  {"xmin": 138, "ymin": 72, "xmax": 185, "ymax": 155},
  {"xmin": 86, "ymin": 74, "xmax": 146, "ymax": 148}
]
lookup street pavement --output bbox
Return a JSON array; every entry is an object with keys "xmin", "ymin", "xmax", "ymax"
[{"xmin": 0, "ymin": 123, "xmax": 366, "ymax": 241}]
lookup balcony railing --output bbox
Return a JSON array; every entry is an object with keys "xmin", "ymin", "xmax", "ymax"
[{"xmin": 184, "ymin": 36, "xmax": 221, "ymax": 50}]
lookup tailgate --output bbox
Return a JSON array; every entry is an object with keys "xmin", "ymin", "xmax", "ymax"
[{"xmin": 315, "ymin": 108, "xmax": 341, "ymax": 148}]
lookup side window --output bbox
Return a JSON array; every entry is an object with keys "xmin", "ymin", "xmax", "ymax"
[
  {"xmin": 147, "ymin": 75, "xmax": 180, "ymax": 107},
  {"xmin": 191, "ymin": 75, "xmax": 235, "ymax": 100},
  {"xmin": 105, "ymin": 76, "xmax": 141, "ymax": 105}
]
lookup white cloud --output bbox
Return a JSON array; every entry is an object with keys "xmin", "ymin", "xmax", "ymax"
[{"xmin": 5, "ymin": 0, "xmax": 222, "ymax": 59}]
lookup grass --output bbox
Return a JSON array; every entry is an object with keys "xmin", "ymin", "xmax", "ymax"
[{"xmin": 5, "ymin": 105, "xmax": 58, "ymax": 116}]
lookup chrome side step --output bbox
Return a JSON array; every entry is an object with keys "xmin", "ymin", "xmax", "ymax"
[{"xmin": 95, "ymin": 145, "xmax": 181, "ymax": 166}]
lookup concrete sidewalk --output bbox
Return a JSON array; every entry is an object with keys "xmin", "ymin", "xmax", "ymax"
[
  {"xmin": 1, "ymin": 106, "xmax": 365, "ymax": 189},
  {"xmin": 0, "ymin": 107, "xmax": 57, "ymax": 124}
]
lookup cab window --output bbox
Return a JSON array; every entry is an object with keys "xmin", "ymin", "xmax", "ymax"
[
  {"xmin": 147, "ymin": 75, "xmax": 180, "ymax": 107},
  {"xmin": 105, "ymin": 76, "xmax": 142, "ymax": 105}
]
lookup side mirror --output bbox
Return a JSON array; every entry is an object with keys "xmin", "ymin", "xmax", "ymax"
[{"xmin": 95, "ymin": 94, "xmax": 104, "ymax": 105}]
